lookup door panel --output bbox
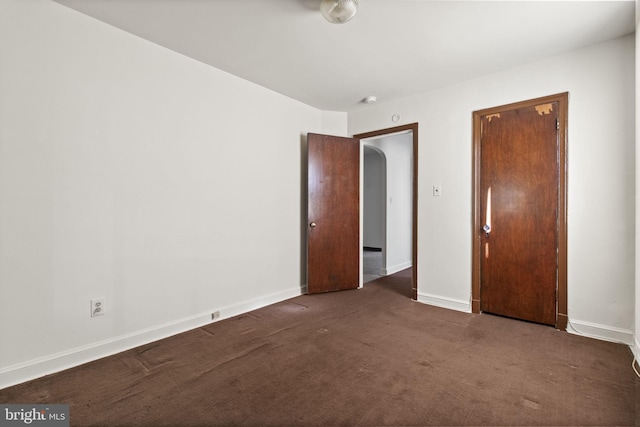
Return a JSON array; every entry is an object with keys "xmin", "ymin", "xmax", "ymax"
[
  {"xmin": 307, "ymin": 133, "xmax": 360, "ymax": 294},
  {"xmin": 479, "ymin": 102, "xmax": 559, "ymax": 325}
]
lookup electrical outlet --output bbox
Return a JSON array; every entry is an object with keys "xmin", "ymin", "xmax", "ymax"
[
  {"xmin": 433, "ymin": 185, "xmax": 442, "ymax": 196},
  {"xmin": 91, "ymin": 298, "xmax": 105, "ymax": 317},
  {"xmin": 211, "ymin": 311, "xmax": 220, "ymax": 320}
]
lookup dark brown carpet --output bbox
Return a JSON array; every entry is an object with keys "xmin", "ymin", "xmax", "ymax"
[{"xmin": 2, "ymin": 269, "xmax": 638, "ymax": 426}]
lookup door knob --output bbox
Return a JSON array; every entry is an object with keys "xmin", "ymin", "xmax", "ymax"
[
  {"xmin": 483, "ymin": 224, "xmax": 491, "ymax": 236},
  {"xmin": 309, "ymin": 222, "xmax": 316, "ymax": 228}
]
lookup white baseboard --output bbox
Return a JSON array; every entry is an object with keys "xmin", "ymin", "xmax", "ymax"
[
  {"xmin": 417, "ymin": 292, "xmax": 471, "ymax": 313},
  {"xmin": 566, "ymin": 319, "xmax": 634, "ymax": 346},
  {"xmin": 633, "ymin": 336, "xmax": 640, "ymax": 360},
  {"xmin": 0, "ymin": 287, "xmax": 303, "ymax": 390},
  {"xmin": 382, "ymin": 261, "xmax": 412, "ymax": 276}
]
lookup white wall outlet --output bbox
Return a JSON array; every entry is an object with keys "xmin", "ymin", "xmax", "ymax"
[
  {"xmin": 91, "ymin": 298, "xmax": 105, "ymax": 317},
  {"xmin": 433, "ymin": 185, "xmax": 442, "ymax": 196}
]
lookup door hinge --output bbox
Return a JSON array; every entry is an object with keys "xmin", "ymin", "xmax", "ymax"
[{"xmin": 556, "ymin": 119, "xmax": 560, "ymax": 130}]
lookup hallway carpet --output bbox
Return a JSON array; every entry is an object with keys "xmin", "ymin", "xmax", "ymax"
[{"xmin": 2, "ymin": 269, "xmax": 638, "ymax": 426}]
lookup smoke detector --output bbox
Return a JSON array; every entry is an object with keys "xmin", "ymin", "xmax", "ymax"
[{"xmin": 363, "ymin": 95, "xmax": 377, "ymax": 104}]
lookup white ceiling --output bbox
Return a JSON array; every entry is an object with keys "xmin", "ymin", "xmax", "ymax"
[{"xmin": 53, "ymin": 0, "xmax": 635, "ymax": 112}]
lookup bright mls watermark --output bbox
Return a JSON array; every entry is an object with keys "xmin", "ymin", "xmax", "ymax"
[{"xmin": 1, "ymin": 405, "xmax": 69, "ymax": 427}]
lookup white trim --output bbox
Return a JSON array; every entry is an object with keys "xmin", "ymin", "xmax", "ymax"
[
  {"xmin": 382, "ymin": 261, "xmax": 412, "ymax": 276},
  {"xmin": 417, "ymin": 292, "xmax": 471, "ymax": 313},
  {"xmin": 359, "ymin": 141, "xmax": 364, "ymax": 289},
  {"xmin": 0, "ymin": 287, "xmax": 302, "ymax": 390},
  {"xmin": 633, "ymin": 336, "xmax": 640, "ymax": 360},
  {"xmin": 566, "ymin": 319, "xmax": 634, "ymax": 345}
]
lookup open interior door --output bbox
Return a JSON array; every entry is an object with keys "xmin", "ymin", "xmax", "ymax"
[{"xmin": 307, "ymin": 133, "xmax": 360, "ymax": 294}]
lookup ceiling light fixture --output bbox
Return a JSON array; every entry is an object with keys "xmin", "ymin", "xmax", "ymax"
[{"xmin": 320, "ymin": 0, "xmax": 359, "ymax": 24}]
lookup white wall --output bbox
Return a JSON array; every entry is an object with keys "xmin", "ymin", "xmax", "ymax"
[
  {"xmin": 320, "ymin": 111, "xmax": 349, "ymax": 137},
  {"xmin": 635, "ymin": 0, "xmax": 639, "ymax": 361},
  {"xmin": 364, "ymin": 134, "xmax": 413, "ymax": 275},
  {"xmin": 349, "ymin": 35, "xmax": 636, "ymax": 341},
  {"xmin": 0, "ymin": 0, "xmax": 346, "ymax": 388}
]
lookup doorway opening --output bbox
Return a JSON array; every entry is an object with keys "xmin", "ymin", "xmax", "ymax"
[
  {"xmin": 362, "ymin": 145, "xmax": 387, "ymax": 283},
  {"xmin": 355, "ymin": 123, "xmax": 418, "ymax": 299}
]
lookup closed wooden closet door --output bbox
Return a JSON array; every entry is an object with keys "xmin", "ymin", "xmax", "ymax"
[{"xmin": 478, "ymin": 101, "xmax": 559, "ymax": 326}]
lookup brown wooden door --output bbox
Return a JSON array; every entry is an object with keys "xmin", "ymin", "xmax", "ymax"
[
  {"xmin": 478, "ymin": 102, "xmax": 559, "ymax": 325},
  {"xmin": 307, "ymin": 133, "xmax": 360, "ymax": 294}
]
